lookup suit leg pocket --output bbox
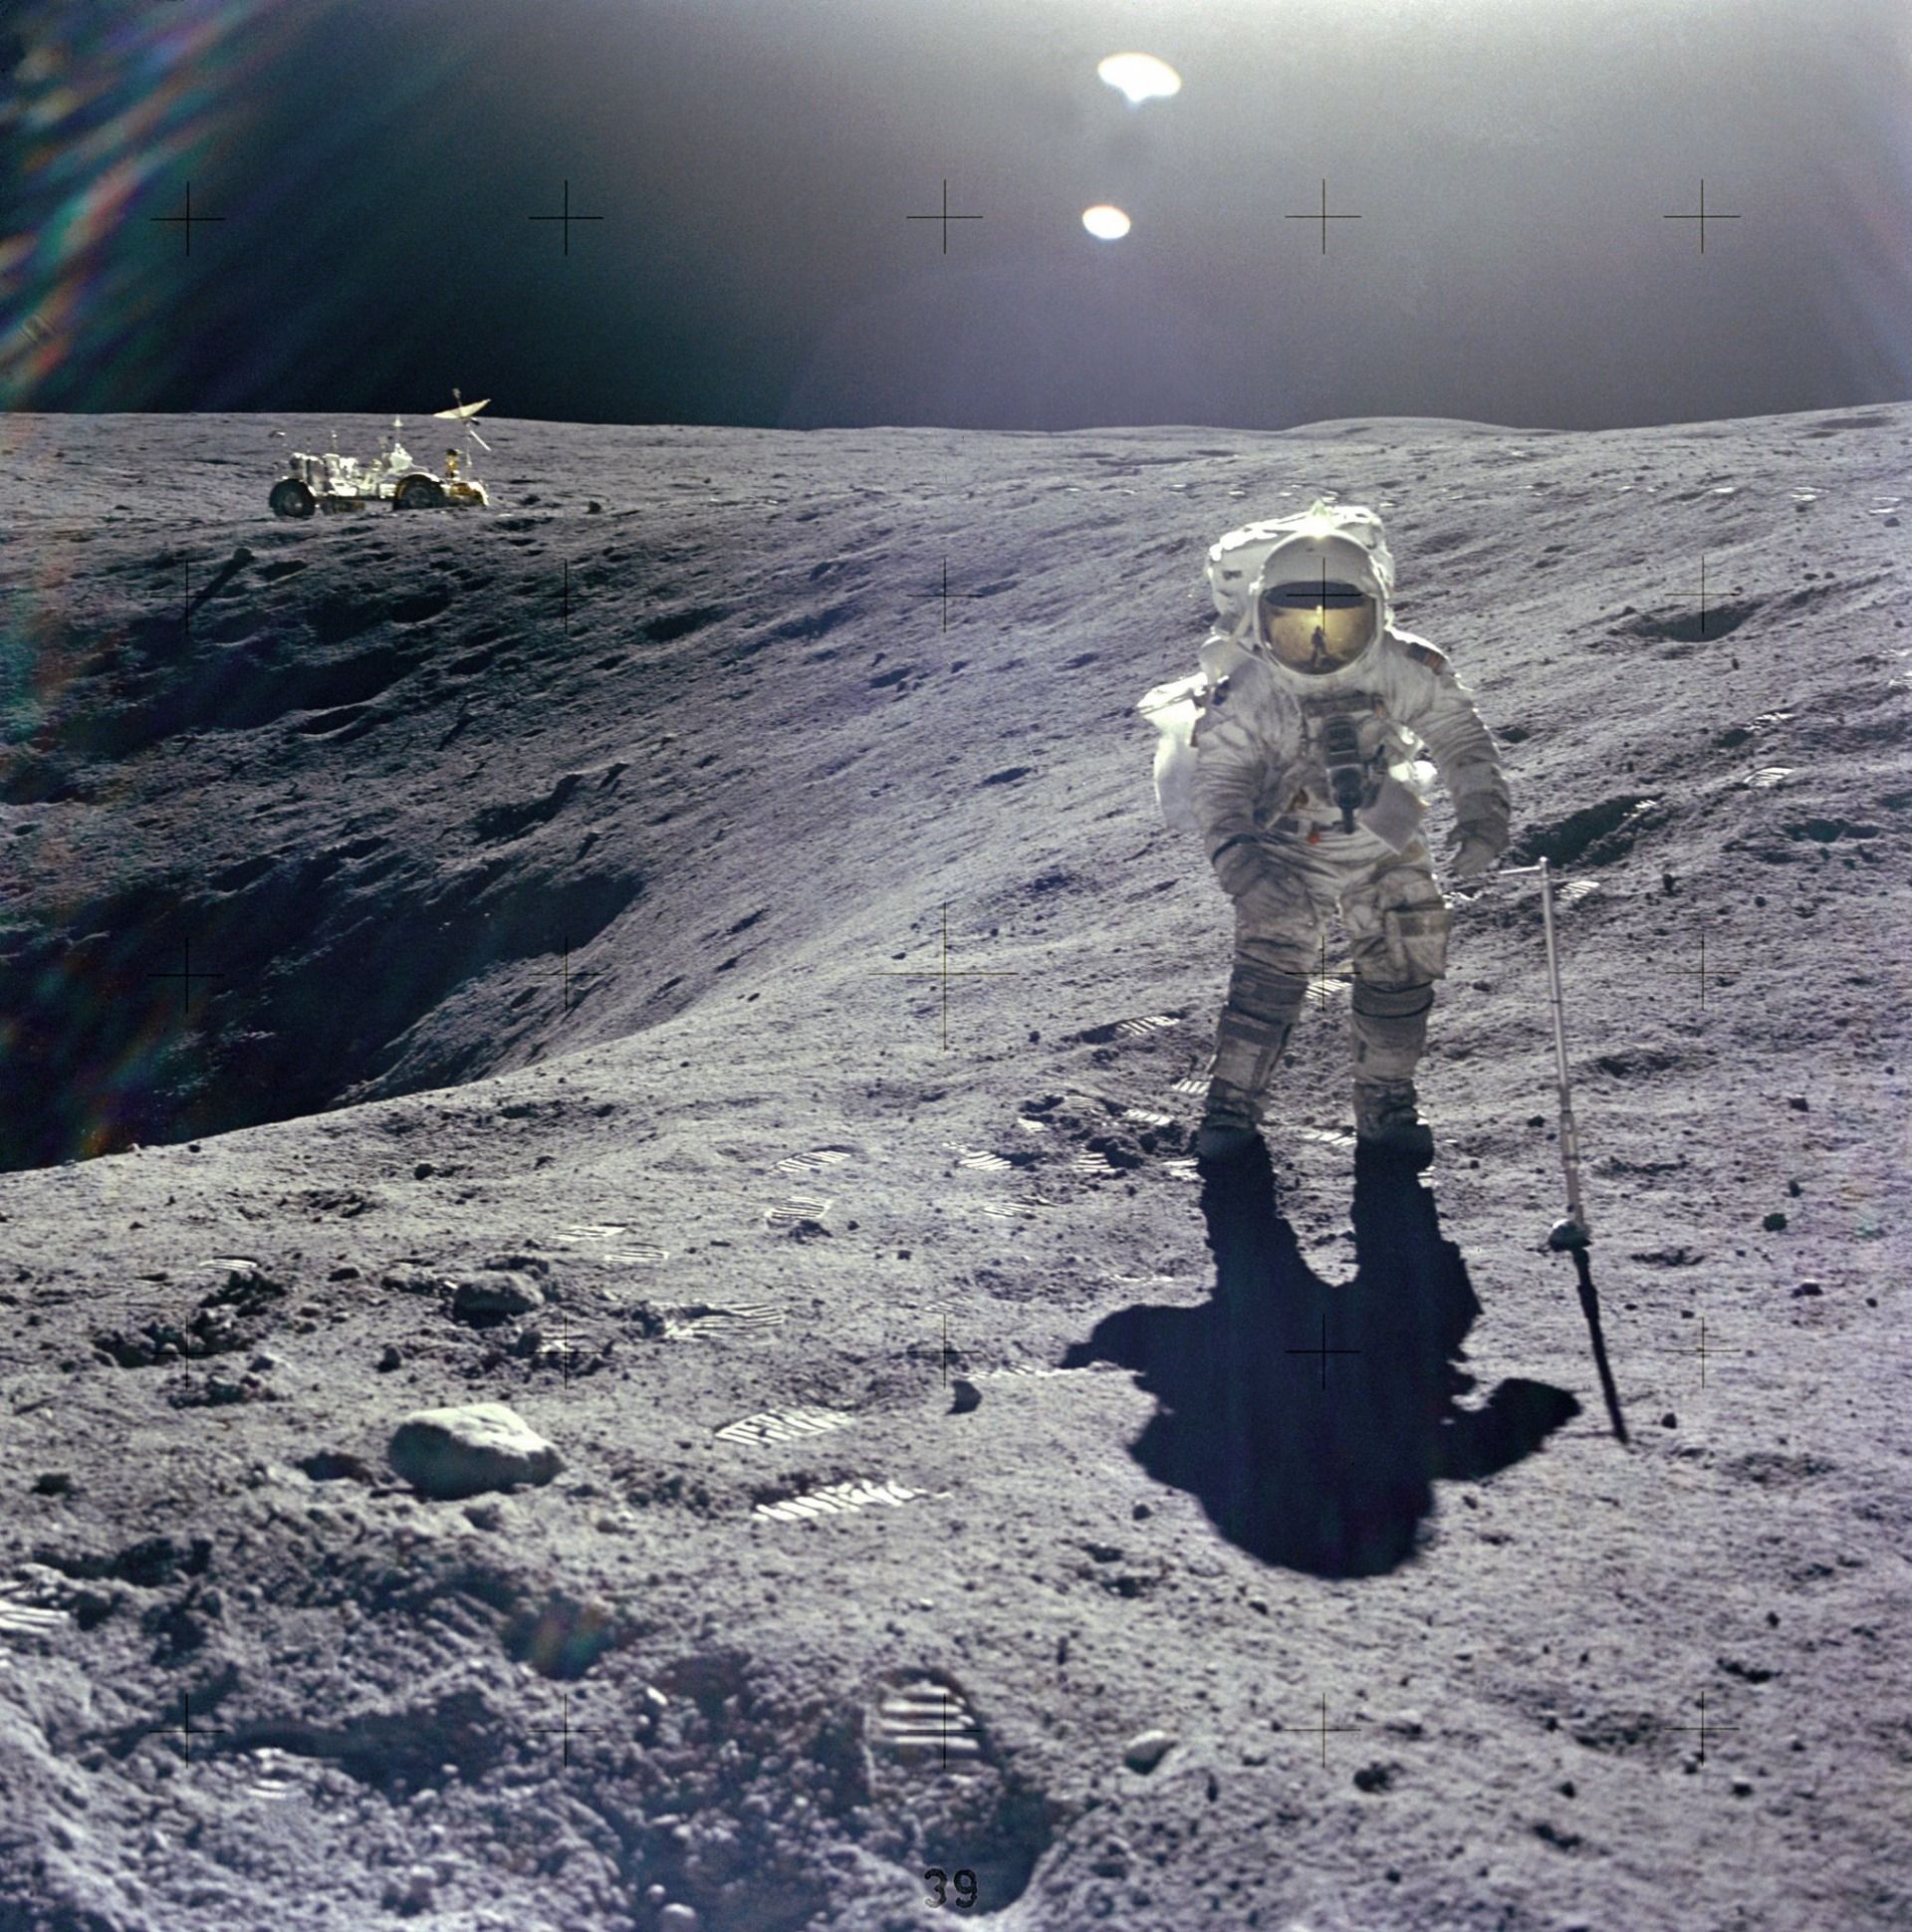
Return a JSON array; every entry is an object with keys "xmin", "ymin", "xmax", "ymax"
[{"xmin": 1382, "ymin": 899, "xmax": 1453, "ymax": 982}]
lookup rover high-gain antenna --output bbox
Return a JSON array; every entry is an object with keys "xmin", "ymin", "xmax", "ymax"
[{"xmin": 435, "ymin": 388, "xmax": 491, "ymax": 454}]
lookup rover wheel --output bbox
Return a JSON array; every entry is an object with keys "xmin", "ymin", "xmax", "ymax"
[
  {"xmin": 269, "ymin": 478, "xmax": 316, "ymax": 519},
  {"xmin": 394, "ymin": 476, "xmax": 447, "ymax": 510}
]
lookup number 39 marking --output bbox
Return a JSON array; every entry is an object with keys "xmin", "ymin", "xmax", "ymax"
[{"xmin": 923, "ymin": 1867, "xmax": 979, "ymax": 1909}]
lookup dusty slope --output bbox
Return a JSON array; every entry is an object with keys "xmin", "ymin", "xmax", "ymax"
[{"xmin": 0, "ymin": 406, "xmax": 1908, "ymax": 1932}]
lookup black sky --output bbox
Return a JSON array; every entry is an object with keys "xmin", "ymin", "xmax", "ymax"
[{"xmin": 6, "ymin": 0, "xmax": 1909, "ymax": 429}]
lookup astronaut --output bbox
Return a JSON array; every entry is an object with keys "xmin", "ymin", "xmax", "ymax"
[{"xmin": 1139, "ymin": 498, "xmax": 1510, "ymax": 1163}]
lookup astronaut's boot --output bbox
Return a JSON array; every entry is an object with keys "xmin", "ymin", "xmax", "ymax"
[
  {"xmin": 1350, "ymin": 980, "xmax": 1436, "ymax": 1162},
  {"xmin": 1196, "ymin": 961, "xmax": 1306, "ymax": 1163},
  {"xmin": 1352, "ymin": 1082, "xmax": 1434, "ymax": 1161}
]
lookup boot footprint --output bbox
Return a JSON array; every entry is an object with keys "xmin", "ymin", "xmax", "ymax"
[{"xmin": 864, "ymin": 1670, "xmax": 1053, "ymax": 1914}]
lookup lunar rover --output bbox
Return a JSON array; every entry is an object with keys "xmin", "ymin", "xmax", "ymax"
[{"xmin": 268, "ymin": 393, "xmax": 493, "ymax": 517}]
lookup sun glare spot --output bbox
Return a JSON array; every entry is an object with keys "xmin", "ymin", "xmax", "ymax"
[
  {"xmin": 1097, "ymin": 53, "xmax": 1182, "ymax": 106},
  {"xmin": 1082, "ymin": 205, "xmax": 1131, "ymax": 241}
]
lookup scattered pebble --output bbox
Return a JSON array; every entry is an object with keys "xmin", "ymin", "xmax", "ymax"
[
  {"xmin": 1762, "ymin": 1212, "xmax": 1788, "ymax": 1233},
  {"xmin": 1123, "ymin": 1729, "xmax": 1176, "ymax": 1774},
  {"xmin": 1791, "ymin": 1283, "xmax": 1821, "ymax": 1299},
  {"xmin": 376, "ymin": 1344, "xmax": 404, "ymax": 1371},
  {"xmin": 1661, "ymin": 1413, "xmax": 1678, "ymax": 1429}
]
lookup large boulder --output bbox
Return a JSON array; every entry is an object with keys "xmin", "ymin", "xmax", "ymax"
[{"xmin": 387, "ymin": 1402, "xmax": 563, "ymax": 1500}]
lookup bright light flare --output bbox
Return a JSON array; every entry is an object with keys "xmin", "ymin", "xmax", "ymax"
[
  {"xmin": 1081, "ymin": 204, "xmax": 1131, "ymax": 241},
  {"xmin": 1096, "ymin": 53, "xmax": 1182, "ymax": 105}
]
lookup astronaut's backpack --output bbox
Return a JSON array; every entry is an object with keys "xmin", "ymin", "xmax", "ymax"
[{"xmin": 1136, "ymin": 497, "xmax": 1397, "ymax": 836}]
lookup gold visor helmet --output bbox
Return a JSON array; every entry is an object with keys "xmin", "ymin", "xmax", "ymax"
[{"xmin": 1256, "ymin": 554, "xmax": 1381, "ymax": 676}]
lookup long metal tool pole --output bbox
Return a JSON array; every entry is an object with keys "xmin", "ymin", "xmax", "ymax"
[
  {"xmin": 1534, "ymin": 856, "xmax": 1628, "ymax": 1443},
  {"xmin": 1539, "ymin": 856, "xmax": 1587, "ymax": 1244}
]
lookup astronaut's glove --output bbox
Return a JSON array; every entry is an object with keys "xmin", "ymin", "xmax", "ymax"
[{"xmin": 1446, "ymin": 819, "xmax": 1509, "ymax": 879}]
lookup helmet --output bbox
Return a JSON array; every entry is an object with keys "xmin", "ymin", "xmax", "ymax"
[
  {"xmin": 1205, "ymin": 496, "xmax": 1394, "ymax": 681},
  {"xmin": 1254, "ymin": 536, "xmax": 1381, "ymax": 675}
]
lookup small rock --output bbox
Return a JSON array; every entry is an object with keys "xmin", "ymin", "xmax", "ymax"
[
  {"xmin": 329, "ymin": 1265, "xmax": 361, "ymax": 1282},
  {"xmin": 31, "ymin": 1472, "xmax": 73, "ymax": 1496},
  {"xmin": 1786, "ymin": 1178, "xmax": 1802, "ymax": 1197},
  {"xmin": 1384, "ymin": 1710, "xmax": 1425, "ymax": 1739},
  {"xmin": 1761, "ymin": 1211, "xmax": 1788, "ymax": 1233},
  {"xmin": 376, "ymin": 1344, "xmax": 404, "ymax": 1371},
  {"xmin": 658, "ymin": 1906, "xmax": 700, "ymax": 1932},
  {"xmin": 1787, "ymin": 1096, "xmax": 1809, "ymax": 1112},
  {"xmin": 1123, "ymin": 1729, "xmax": 1176, "ymax": 1774},
  {"xmin": 1352, "ymin": 1761, "xmax": 1398, "ymax": 1793},
  {"xmin": 1731, "ymin": 1778, "xmax": 1754, "ymax": 1798},
  {"xmin": 1791, "ymin": 1282, "xmax": 1821, "ymax": 1299},
  {"xmin": 1661, "ymin": 1412, "xmax": 1678, "ymax": 1429},
  {"xmin": 587, "ymin": 499, "xmax": 604, "ymax": 515},
  {"xmin": 387, "ymin": 1402, "xmax": 563, "ymax": 1500},
  {"xmin": 949, "ymin": 1377, "xmax": 981, "ymax": 1414},
  {"xmin": 451, "ymin": 1273, "xmax": 545, "ymax": 1321},
  {"xmin": 387, "ymin": 1865, "xmax": 435, "ymax": 1910},
  {"xmin": 412, "ymin": 1162, "xmax": 438, "ymax": 1180},
  {"xmin": 382, "ymin": 1266, "xmax": 451, "ymax": 1297}
]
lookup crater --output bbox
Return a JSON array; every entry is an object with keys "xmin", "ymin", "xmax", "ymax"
[
  {"xmin": 1511, "ymin": 796, "xmax": 1664, "ymax": 868},
  {"xmin": 388, "ymin": 587, "xmax": 452, "ymax": 624},
  {"xmin": 1617, "ymin": 599, "xmax": 1760, "ymax": 643}
]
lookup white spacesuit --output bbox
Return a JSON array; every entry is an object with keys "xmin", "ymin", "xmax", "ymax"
[{"xmin": 1137, "ymin": 498, "xmax": 1511, "ymax": 1161}]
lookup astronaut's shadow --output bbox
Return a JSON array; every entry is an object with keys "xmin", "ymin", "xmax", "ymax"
[{"xmin": 1064, "ymin": 1145, "xmax": 1579, "ymax": 1577}]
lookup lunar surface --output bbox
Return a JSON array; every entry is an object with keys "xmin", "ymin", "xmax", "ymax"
[{"xmin": 0, "ymin": 405, "xmax": 1907, "ymax": 1930}]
